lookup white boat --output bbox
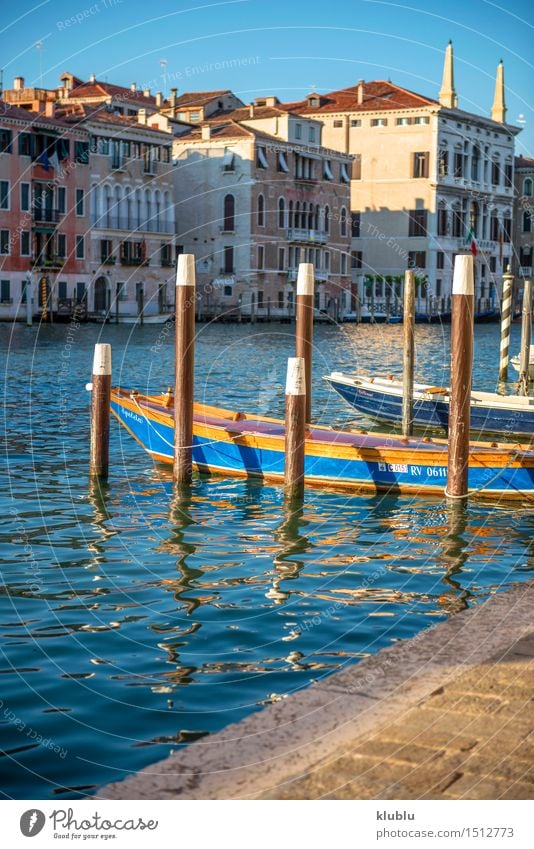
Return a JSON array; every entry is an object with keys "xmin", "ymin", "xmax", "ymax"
[
  {"xmin": 511, "ymin": 345, "xmax": 534, "ymax": 380},
  {"xmin": 119, "ymin": 313, "xmax": 173, "ymax": 325}
]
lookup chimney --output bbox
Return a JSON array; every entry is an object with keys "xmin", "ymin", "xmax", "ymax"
[
  {"xmin": 156, "ymin": 91, "xmax": 163, "ymax": 107},
  {"xmin": 138, "ymin": 108, "xmax": 147, "ymax": 124},
  {"xmin": 357, "ymin": 80, "xmax": 364, "ymax": 105},
  {"xmin": 13, "ymin": 76, "xmax": 25, "ymax": 90},
  {"xmin": 439, "ymin": 40, "xmax": 458, "ymax": 108},
  {"xmin": 201, "ymin": 124, "xmax": 211, "ymax": 140},
  {"xmin": 44, "ymin": 101, "xmax": 55, "ymax": 118},
  {"xmin": 143, "ymin": 88, "xmax": 151, "ymax": 98},
  {"xmin": 130, "ymin": 82, "xmax": 137, "ymax": 92},
  {"xmin": 89, "ymin": 73, "xmax": 96, "ymax": 83},
  {"xmin": 249, "ymin": 103, "xmax": 255, "ymax": 117},
  {"xmin": 491, "ymin": 60, "xmax": 507, "ymax": 123},
  {"xmin": 170, "ymin": 87, "xmax": 178, "ymax": 108}
]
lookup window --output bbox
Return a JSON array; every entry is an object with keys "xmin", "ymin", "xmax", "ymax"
[
  {"xmin": 278, "ymin": 197, "xmax": 285, "ymax": 229},
  {"xmin": 523, "ymin": 211, "xmax": 532, "ymax": 233},
  {"xmin": 223, "ymin": 245, "xmax": 234, "ymax": 273},
  {"xmin": 20, "ymin": 183, "xmax": 30, "ymax": 212},
  {"xmin": 437, "ymin": 251, "xmax": 445, "ymax": 269},
  {"xmin": 341, "ymin": 253, "xmax": 347, "ymax": 274},
  {"xmin": 490, "ymin": 215, "xmax": 499, "ymax": 241},
  {"xmin": 57, "ymin": 187, "xmax": 66, "ymax": 214},
  {"xmin": 489, "ymin": 256, "xmax": 496, "ymax": 272},
  {"xmin": 101, "ymin": 239, "xmax": 113, "ymax": 262},
  {"xmin": 75, "ymin": 189, "xmax": 85, "ymax": 216},
  {"xmin": 257, "ymin": 290, "xmax": 264, "ymax": 308},
  {"xmin": 0, "ymin": 130, "xmax": 12, "ymax": 153},
  {"xmin": 351, "ymin": 119, "xmax": 361, "ymax": 127},
  {"xmin": 351, "ymin": 212, "xmax": 361, "ymax": 238},
  {"xmin": 309, "ymin": 126, "xmax": 316, "ymax": 142},
  {"xmin": 21, "ymin": 279, "xmax": 29, "ymax": 304},
  {"xmin": 437, "ymin": 206, "xmax": 448, "ymax": 236},
  {"xmin": 471, "ymin": 147, "xmax": 480, "ymax": 181},
  {"xmin": 58, "ymin": 281, "xmax": 67, "ymax": 300},
  {"xmin": 408, "ymin": 251, "xmax": 426, "ymax": 268},
  {"xmin": 223, "ymin": 149, "xmax": 235, "ymax": 171},
  {"xmin": 277, "ymin": 151, "xmax": 289, "ymax": 173},
  {"xmin": 20, "ymin": 231, "xmax": 30, "ymax": 256},
  {"xmin": 257, "ymin": 193, "xmax": 265, "ymax": 226},
  {"xmin": 0, "ymin": 181, "xmax": 9, "ymax": 210},
  {"xmin": 76, "ymin": 282, "xmax": 87, "ymax": 303},
  {"xmin": 333, "ymin": 120, "xmax": 343, "ymax": 128},
  {"xmin": 257, "ymin": 245, "xmax": 265, "ymax": 270},
  {"xmin": 0, "ymin": 230, "xmax": 9, "ymax": 254},
  {"xmin": 325, "ymin": 251, "xmax": 330, "ymax": 272},
  {"xmin": 414, "ymin": 116, "xmax": 430, "ymax": 125},
  {"xmin": 117, "ymin": 281, "xmax": 127, "ymax": 301},
  {"xmin": 224, "ymin": 285, "xmax": 232, "ymax": 297},
  {"xmin": 75, "ymin": 141, "xmax": 89, "ymax": 164},
  {"xmin": 524, "ymin": 178, "xmax": 533, "ymax": 197},
  {"xmin": 413, "ymin": 152, "xmax": 429, "ymax": 178},
  {"xmin": 503, "ymin": 217, "xmax": 511, "ymax": 242},
  {"xmin": 436, "ymin": 279, "xmax": 442, "ymax": 297},
  {"xmin": 295, "ymin": 123, "xmax": 302, "ymax": 140},
  {"xmin": 340, "ymin": 162, "xmax": 350, "ymax": 183},
  {"xmin": 439, "ymin": 149, "xmax": 448, "ymax": 177},
  {"xmin": 223, "ymin": 194, "xmax": 235, "ymax": 232},
  {"xmin": 408, "ymin": 209, "xmax": 427, "ymax": 237},
  {"xmin": 454, "ymin": 151, "xmax": 464, "ymax": 178},
  {"xmin": 1, "ymin": 280, "xmax": 11, "ymax": 303},
  {"xmin": 352, "ymin": 154, "xmax": 362, "ymax": 180},
  {"xmin": 256, "ymin": 147, "xmax": 268, "ymax": 168},
  {"xmin": 18, "ymin": 132, "xmax": 33, "ymax": 156},
  {"xmin": 323, "ymin": 160, "xmax": 334, "ymax": 181},
  {"xmin": 278, "ymin": 246, "xmax": 285, "ymax": 271},
  {"xmin": 396, "ymin": 117, "xmax": 412, "ymax": 126},
  {"xmin": 340, "ymin": 207, "xmax": 348, "ymax": 237},
  {"xmin": 324, "ymin": 205, "xmax": 330, "ymax": 233},
  {"xmin": 75, "ymin": 235, "xmax": 84, "ymax": 259},
  {"xmin": 278, "ymin": 291, "xmax": 284, "ymax": 309},
  {"xmin": 351, "ymin": 250, "xmax": 362, "ymax": 269},
  {"xmin": 371, "ymin": 118, "xmax": 387, "ymax": 127},
  {"xmin": 504, "ymin": 163, "xmax": 513, "ymax": 188},
  {"xmin": 189, "ymin": 111, "xmax": 200, "ymax": 122},
  {"xmin": 491, "ymin": 159, "xmax": 500, "ymax": 185},
  {"xmin": 57, "ymin": 234, "xmax": 66, "ymax": 258}
]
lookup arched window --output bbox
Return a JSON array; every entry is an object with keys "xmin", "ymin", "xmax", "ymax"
[
  {"xmin": 278, "ymin": 197, "xmax": 285, "ymax": 229},
  {"xmin": 295, "ymin": 201, "xmax": 301, "ymax": 229},
  {"xmin": 469, "ymin": 201, "xmax": 479, "ymax": 235},
  {"xmin": 223, "ymin": 194, "xmax": 235, "ymax": 231},
  {"xmin": 288, "ymin": 200, "xmax": 294, "ymax": 229},
  {"xmin": 471, "ymin": 146, "xmax": 480, "ymax": 181},
  {"xmin": 154, "ymin": 189, "xmax": 162, "ymax": 231},
  {"xmin": 104, "ymin": 185, "xmax": 112, "ymax": 228},
  {"xmin": 315, "ymin": 204, "xmax": 320, "ymax": 230},
  {"xmin": 524, "ymin": 178, "xmax": 533, "ymax": 197},
  {"xmin": 340, "ymin": 206, "xmax": 347, "ymax": 237},
  {"xmin": 302, "ymin": 202, "xmax": 307, "ymax": 230},
  {"xmin": 257, "ymin": 193, "xmax": 265, "ymax": 227},
  {"xmin": 523, "ymin": 210, "xmax": 532, "ymax": 233},
  {"xmin": 144, "ymin": 189, "xmax": 152, "ymax": 230},
  {"xmin": 324, "ymin": 204, "xmax": 330, "ymax": 233}
]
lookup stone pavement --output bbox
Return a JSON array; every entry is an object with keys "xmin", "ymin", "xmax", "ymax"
[{"xmin": 100, "ymin": 581, "xmax": 534, "ymax": 800}]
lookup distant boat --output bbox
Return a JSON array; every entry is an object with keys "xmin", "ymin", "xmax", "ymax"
[
  {"xmin": 119, "ymin": 313, "xmax": 173, "ymax": 325},
  {"xmin": 324, "ymin": 372, "xmax": 534, "ymax": 438},
  {"xmin": 344, "ymin": 306, "xmax": 402, "ymax": 324},
  {"xmin": 511, "ymin": 345, "xmax": 534, "ymax": 380},
  {"xmin": 110, "ymin": 388, "xmax": 534, "ymax": 501}
]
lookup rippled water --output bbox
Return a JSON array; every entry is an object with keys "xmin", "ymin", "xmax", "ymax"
[{"xmin": 0, "ymin": 319, "xmax": 532, "ymax": 799}]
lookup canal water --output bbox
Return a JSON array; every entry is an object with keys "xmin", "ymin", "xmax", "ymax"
[{"xmin": 0, "ymin": 319, "xmax": 532, "ymax": 799}]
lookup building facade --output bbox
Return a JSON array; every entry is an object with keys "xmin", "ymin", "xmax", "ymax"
[
  {"xmin": 173, "ymin": 105, "xmax": 353, "ymax": 319},
  {"xmin": 285, "ymin": 44, "xmax": 520, "ymax": 316},
  {"xmin": 513, "ymin": 156, "xmax": 534, "ymax": 282}
]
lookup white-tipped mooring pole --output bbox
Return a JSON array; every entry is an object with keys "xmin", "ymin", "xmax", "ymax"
[
  {"xmin": 518, "ymin": 278, "xmax": 533, "ymax": 396},
  {"xmin": 446, "ymin": 255, "xmax": 474, "ymax": 500},
  {"xmin": 89, "ymin": 343, "xmax": 112, "ymax": 478},
  {"xmin": 174, "ymin": 254, "xmax": 196, "ymax": 484},
  {"xmin": 498, "ymin": 265, "xmax": 514, "ymax": 384},
  {"xmin": 402, "ymin": 269, "xmax": 415, "ymax": 436},
  {"xmin": 295, "ymin": 263, "xmax": 314, "ymax": 422},
  {"xmin": 284, "ymin": 357, "xmax": 306, "ymax": 500}
]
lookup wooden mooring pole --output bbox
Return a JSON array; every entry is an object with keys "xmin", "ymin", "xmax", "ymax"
[
  {"xmin": 295, "ymin": 262, "xmax": 314, "ymax": 422},
  {"xmin": 498, "ymin": 265, "xmax": 514, "ymax": 384},
  {"xmin": 402, "ymin": 269, "xmax": 415, "ymax": 436},
  {"xmin": 89, "ymin": 343, "xmax": 111, "ymax": 478},
  {"xmin": 517, "ymin": 278, "xmax": 533, "ymax": 396},
  {"xmin": 446, "ymin": 255, "xmax": 474, "ymax": 500},
  {"xmin": 173, "ymin": 254, "xmax": 196, "ymax": 484},
  {"xmin": 284, "ymin": 357, "xmax": 306, "ymax": 501}
]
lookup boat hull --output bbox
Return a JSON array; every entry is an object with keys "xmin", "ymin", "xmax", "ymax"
[
  {"xmin": 326, "ymin": 374, "xmax": 534, "ymax": 438},
  {"xmin": 110, "ymin": 389, "xmax": 534, "ymax": 501}
]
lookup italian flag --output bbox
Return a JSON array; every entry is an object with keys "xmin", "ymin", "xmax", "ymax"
[{"xmin": 466, "ymin": 227, "xmax": 477, "ymax": 257}]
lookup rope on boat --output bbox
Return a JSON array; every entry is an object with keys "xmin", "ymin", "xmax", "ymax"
[{"xmin": 445, "ymin": 448, "xmax": 534, "ymax": 503}]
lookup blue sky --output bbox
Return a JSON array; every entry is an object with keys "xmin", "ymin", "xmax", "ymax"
[{"xmin": 2, "ymin": 0, "xmax": 533, "ymax": 154}]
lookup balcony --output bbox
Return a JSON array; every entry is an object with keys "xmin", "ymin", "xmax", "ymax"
[
  {"xmin": 288, "ymin": 268, "xmax": 329, "ymax": 282},
  {"xmin": 111, "ymin": 155, "xmax": 126, "ymax": 171},
  {"xmin": 32, "ymin": 256, "xmax": 64, "ymax": 270},
  {"xmin": 33, "ymin": 208, "xmax": 61, "ymax": 226},
  {"xmin": 101, "ymin": 256, "xmax": 116, "ymax": 265},
  {"xmin": 288, "ymin": 228, "xmax": 327, "ymax": 244}
]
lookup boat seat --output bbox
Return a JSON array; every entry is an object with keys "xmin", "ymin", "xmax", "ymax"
[{"xmin": 425, "ymin": 386, "xmax": 448, "ymax": 394}]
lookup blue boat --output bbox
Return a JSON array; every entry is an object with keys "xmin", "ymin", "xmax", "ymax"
[{"xmin": 324, "ymin": 373, "xmax": 534, "ymax": 438}]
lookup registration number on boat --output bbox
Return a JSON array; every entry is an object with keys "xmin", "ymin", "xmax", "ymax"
[{"xmin": 378, "ymin": 462, "xmax": 408, "ymax": 473}]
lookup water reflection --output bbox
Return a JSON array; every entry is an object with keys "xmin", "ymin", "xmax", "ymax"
[
  {"xmin": 268, "ymin": 500, "xmax": 310, "ymax": 604},
  {"xmin": 436, "ymin": 502, "xmax": 473, "ymax": 614}
]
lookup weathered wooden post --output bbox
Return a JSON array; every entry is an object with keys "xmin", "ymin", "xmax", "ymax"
[
  {"xmin": 284, "ymin": 357, "xmax": 306, "ymax": 501},
  {"xmin": 446, "ymin": 254, "xmax": 474, "ymax": 500},
  {"xmin": 498, "ymin": 265, "xmax": 514, "ymax": 384},
  {"xmin": 517, "ymin": 278, "xmax": 533, "ymax": 396},
  {"xmin": 402, "ymin": 269, "xmax": 415, "ymax": 436},
  {"xmin": 295, "ymin": 262, "xmax": 314, "ymax": 422},
  {"xmin": 25, "ymin": 276, "xmax": 32, "ymax": 327},
  {"xmin": 89, "ymin": 343, "xmax": 112, "ymax": 478},
  {"xmin": 173, "ymin": 254, "xmax": 196, "ymax": 484}
]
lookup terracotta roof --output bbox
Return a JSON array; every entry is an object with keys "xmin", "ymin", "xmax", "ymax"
[
  {"xmin": 174, "ymin": 90, "xmax": 232, "ymax": 108},
  {"xmin": 65, "ymin": 79, "xmax": 162, "ymax": 107},
  {"xmin": 0, "ymin": 100, "xmax": 83, "ymax": 130},
  {"xmin": 516, "ymin": 156, "xmax": 534, "ymax": 169},
  {"xmin": 56, "ymin": 103, "xmax": 170, "ymax": 135},
  {"xmin": 209, "ymin": 104, "xmax": 295, "ymax": 122},
  {"xmin": 174, "ymin": 120, "xmax": 254, "ymax": 141},
  {"xmin": 282, "ymin": 81, "xmax": 438, "ymax": 114}
]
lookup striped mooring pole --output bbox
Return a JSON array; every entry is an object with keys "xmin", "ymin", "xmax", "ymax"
[
  {"xmin": 517, "ymin": 278, "xmax": 533, "ymax": 397},
  {"xmin": 498, "ymin": 265, "xmax": 514, "ymax": 384}
]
